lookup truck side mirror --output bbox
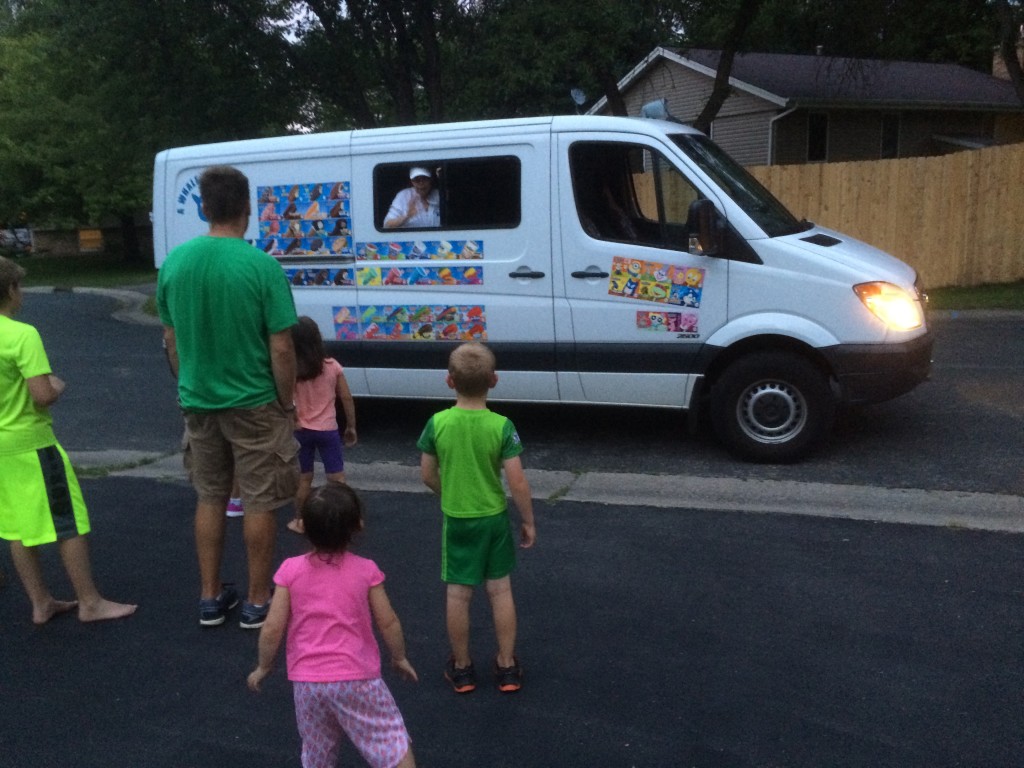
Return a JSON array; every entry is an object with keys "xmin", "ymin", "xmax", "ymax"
[{"xmin": 686, "ymin": 199, "xmax": 722, "ymax": 257}]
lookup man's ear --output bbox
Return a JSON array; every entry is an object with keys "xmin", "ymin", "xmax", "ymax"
[
  {"xmin": 446, "ymin": 373, "xmax": 456, "ymax": 390},
  {"xmin": 489, "ymin": 373, "xmax": 498, "ymax": 389}
]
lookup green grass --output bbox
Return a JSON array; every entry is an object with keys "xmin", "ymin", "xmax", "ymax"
[
  {"xmin": 9, "ymin": 253, "xmax": 1024, "ymax": 310},
  {"xmin": 15, "ymin": 253, "xmax": 156, "ymax": 288},
  {"xmin": 927, "ymin": 280, "xmax": 1024, "ymax": 311}
]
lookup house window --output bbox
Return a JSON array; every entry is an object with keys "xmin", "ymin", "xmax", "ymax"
[
  {"xmin": 807, "ymin": 113, "xmax": 828, "ymax": 162},
  {"xmin": 374, "ymin": 156, "xmax": 521, "ymax": 231},
  {"xmin": 881, "ymin": 114, "xmax": 900, "ymax": 159}
]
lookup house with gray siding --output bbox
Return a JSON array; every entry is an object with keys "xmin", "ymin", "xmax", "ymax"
[{"xmin": 589, "ymin": 47, "xmax": 1024, "ymax": 166}]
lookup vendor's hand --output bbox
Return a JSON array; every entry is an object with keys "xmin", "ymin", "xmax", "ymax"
[{"xmin": 343, "ymin": 427, "xmax": 358, "ymax": 447}]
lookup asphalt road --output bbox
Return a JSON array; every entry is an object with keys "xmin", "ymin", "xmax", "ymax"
[
  {"xmin": 1, "ymin": 287, "xmax": 1021, "ymax": 767},
  {"xmin": 20, "ymin": 288, "xmax": 1024, "ymax": 496},
  {"xmin": 2, "ymin": 478, "xmax": 1023, "ymax": 768}
]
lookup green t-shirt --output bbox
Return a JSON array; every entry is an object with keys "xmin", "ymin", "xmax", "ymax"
[
  {"xmin": 0, "ymin": 315, "xmax": 57, "ymax": 455},
  {"xmin": 416, "ymin": 406, "xmax": 524, "ymax": 518},
  {"xmin": 156, "ymin": 236, "xmax": 297, "ymax": 411}
]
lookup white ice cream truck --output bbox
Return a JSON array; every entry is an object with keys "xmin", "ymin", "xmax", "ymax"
[{"xmin": 152, "ymin": 110, "xmax": 932, "ymax": 462}]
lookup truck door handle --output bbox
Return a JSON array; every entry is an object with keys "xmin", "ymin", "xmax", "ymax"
[
  {"xmin": 509, "ymin": 268, "xmax": 546, "ymax": 279},
  {"xmin": 571, "ymin": 269, "xmax": 609, "ymax": 279}
]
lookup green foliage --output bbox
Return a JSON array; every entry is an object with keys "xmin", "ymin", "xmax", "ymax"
[
  {"xmin": 0, "ymin": 0, "xmax": 1015, "ymax": 235},
  {"xmin": 0, "ymin": 0, "xmax": 300, "ymax": 231}
]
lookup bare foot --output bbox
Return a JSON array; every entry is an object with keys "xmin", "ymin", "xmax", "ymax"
[
  {"xmin": 33, "ymin": 599, "xmax": 79, "ymax": 625},
  {"xmin": 286, "ymin": 518, "xmax": 305, "ymax": 534},
  {"xmin": 78, "ymin": 599, "xmax": 138, "ymax": 622}
]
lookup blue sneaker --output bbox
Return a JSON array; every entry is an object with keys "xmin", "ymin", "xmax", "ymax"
[
  {"xmin": 199, "ymin": 585, "xmax": 238, "ymax": 627},
  {"xmin": 240, "ymin": 599, "xmax": 271, "ymax": 630}
]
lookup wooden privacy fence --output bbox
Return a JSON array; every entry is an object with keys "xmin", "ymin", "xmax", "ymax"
[{"xmin": 747, "ymin": 143, "xmax": 1024, "ymax": 288}]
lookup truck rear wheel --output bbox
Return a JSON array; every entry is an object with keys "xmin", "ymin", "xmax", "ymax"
[{"xmin": 710, "ymin": 351, "xmax": 835, "ymax": 463}]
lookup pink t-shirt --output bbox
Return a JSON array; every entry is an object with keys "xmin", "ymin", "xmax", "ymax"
[
  {"xmin": 274, "ymin": 551, "xmax": 385, "ymax": 682},
  {"xmin": 295, "ymin": 357, "xmax": 343, "ymax": 431}
]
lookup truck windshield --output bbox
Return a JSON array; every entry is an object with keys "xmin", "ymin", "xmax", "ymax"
[{"xmin": 670, "ymin": 134, "xmax": 808, "ymax": 238}]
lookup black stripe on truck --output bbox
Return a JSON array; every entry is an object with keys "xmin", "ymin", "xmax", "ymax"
[{"xmin": 323, "ymin": 341, "xmax": 703, "ymax": 375}]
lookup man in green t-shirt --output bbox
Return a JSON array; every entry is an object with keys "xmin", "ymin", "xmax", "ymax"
[
  {"xmin": 157, "ymin": 165, "xmax": 299, "ymax": 630},
  {"xmin": 417, "ymin": 342, "xmax": 536, "ymax": 694}
]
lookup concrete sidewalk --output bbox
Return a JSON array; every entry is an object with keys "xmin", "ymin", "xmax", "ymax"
[{"xmin": 68, "ymin": 449, "xmax": 1024, "ymax": 534}]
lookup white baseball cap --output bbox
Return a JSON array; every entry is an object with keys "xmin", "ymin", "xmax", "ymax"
[{"xmin": 409, "ymin": 167, "xmax": 431, "ymax": 180}]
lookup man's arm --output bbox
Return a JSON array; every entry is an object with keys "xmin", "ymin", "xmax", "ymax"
[
  {"xmin": 268, "ymin": 328, "xmax": 296, "ymax": 408},
  {"xmin": 162, "ymin": 326, "xmax": 179, "ymax": 379}
]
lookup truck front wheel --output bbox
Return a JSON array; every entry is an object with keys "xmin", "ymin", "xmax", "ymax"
[{"xmin": 710, "ymin": 352, "xmax": 835, "ymax": 463}]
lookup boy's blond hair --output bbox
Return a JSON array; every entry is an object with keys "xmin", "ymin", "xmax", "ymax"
[
  {"xmin": 448, "ymin": 342, "xmax": 496, "ymax": 397},
  {"xmin": 0, "ymin": 255, "xmax": 26, "ymax": 307}
]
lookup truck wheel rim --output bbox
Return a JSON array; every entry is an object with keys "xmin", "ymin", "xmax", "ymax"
[{"xmin": 737, "ymin": 381, "xmax": 807, "ymax": 444}]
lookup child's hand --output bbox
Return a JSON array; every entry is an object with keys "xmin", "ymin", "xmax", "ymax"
[
  {"xmin": 343, "ymin": 426, "xmax": 358, "ymax": 447},
  {"xmin": 519, "ymin": 522, "xmax": 536, "ymax": 549},
  {"xmin": 247, "ymin": 666, "xmax": 271, "ymax": 692},
  {"xmin": 391, "ymin": 657, "xmax": 419, "ymax": 682}
]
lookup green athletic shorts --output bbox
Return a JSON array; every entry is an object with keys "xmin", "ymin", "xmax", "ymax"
[
  {"xmin": 441, "ymin": 511, "xmax": 516, "ymax": 585},
  {"xmin": 0, "ymin": 444, "xmax": 90, "ymax": 547}
]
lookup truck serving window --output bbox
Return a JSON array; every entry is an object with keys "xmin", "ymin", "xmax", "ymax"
[{"xmin": 374, "ymin": 156, "xmax": 521, "ymax": 231}]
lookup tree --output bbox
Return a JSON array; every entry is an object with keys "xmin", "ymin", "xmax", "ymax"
[
  {"xmin": 994, "ymin": 0, "xmax": 1024, "ymax": 104},
  {"xmin": 0, "ymin": 0, "xmax": 300, "ymax": 258},
  {"xmin": 445, "ymin": 0, "xmax": 687, "ymax": 119},
  {"xmin": 690, "ymin": 0, "xmax": 765, "ymax": 135}
]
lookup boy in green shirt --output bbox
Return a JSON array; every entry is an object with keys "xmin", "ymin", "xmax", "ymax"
[{"xmin": 417, "ymin": 342, "xmax": 536, "ymax": 694}]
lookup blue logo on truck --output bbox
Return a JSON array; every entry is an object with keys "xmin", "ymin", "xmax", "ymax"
[{"xmin": 175, "ymin": 176, "xmax": 206, "ymax": 221}]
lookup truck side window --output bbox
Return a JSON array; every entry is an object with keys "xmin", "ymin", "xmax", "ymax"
[
  {"xmin": 570, "ymin": 142, "xmax": 699, "ymax": 251},
  {"xmin": 374, "ymin": 156, "xmax": 521, "ymax": 231}
]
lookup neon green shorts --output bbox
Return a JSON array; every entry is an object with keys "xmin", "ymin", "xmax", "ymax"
[
  {"xmin": 441, "ymin": 511, "xmax": 516, "ymax": 586},
  {"xmin": 0, "ymin": 444, "xmax": 90, "ymax": 546}
]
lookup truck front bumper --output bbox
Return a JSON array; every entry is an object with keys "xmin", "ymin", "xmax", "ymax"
[{"xmin": 822, "ymin": 331, "xmax": 934, "ymax": 406}]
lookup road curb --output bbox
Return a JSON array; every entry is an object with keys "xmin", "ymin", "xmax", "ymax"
[{"xmin": 67, "ymin": 450, "xmax": 1024, "ymax": 534}]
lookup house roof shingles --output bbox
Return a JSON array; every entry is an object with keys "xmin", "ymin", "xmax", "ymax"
[{"xmin": 668, "ymin": 47, "xmax": 1023, "ymax": 111}]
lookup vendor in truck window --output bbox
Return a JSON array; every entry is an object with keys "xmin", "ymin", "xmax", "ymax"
[{"xmin": 384, "ymin": 166, "xmax": 440, "ymax": 228}]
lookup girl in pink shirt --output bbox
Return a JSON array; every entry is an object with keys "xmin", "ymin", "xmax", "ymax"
[
  {"xmin": 288, "ymin": 316, "xmax": 358, "ymax": 534},
  {"xmin": 248, "ymin": 482, "xmax": 418, "ymax": 768}
]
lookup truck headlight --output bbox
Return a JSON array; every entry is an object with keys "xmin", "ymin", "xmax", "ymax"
[{"xmin": 853, "ymin": 282, "xmax": 923, "ymax": 331}]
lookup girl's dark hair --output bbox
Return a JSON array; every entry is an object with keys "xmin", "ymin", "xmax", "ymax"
[
  {"xmin": 301, "ymin": 481, "xmax": 364, "ymax": 555},
  {"xmin": 292, "ymin": 315, "xmax": 327, "ymax": 381}
]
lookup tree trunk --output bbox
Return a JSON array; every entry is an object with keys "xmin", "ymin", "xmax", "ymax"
[
  {"xmin": 119, "ymin": 214, "xmax": 142, "ymax": 263},
  {"xmin": 995, "ymin": 0, "xmax": 1024, "ymax": 105},
  {"xmin": 599, "ymin": 68, "xmax": 629, "ymax": 116},
  {"xmin": 692, "ymin": 0, "xmax": 764, "ymax": 135}
]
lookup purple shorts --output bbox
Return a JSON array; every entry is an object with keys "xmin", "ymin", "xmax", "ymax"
[
  {"xmin": 295, "ymin": 428, "xmax": 344, "ymax": 474},
  {"xmin": 293, "ymin": 679, "xmax": 411, "ymax": 768}
]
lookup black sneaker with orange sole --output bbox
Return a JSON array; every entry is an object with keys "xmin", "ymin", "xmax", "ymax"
[
  {"xmin": 494, "ymin": 656, "xmax": 523, "ymax": 693},
  {"xmin": 444, "ymin": 656, "xmax": 477, "ymax": 694}
]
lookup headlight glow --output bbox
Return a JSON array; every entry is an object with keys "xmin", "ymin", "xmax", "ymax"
[{"xmin": 853, "ymin": 282, "xmax": 923, "ymax": 331}]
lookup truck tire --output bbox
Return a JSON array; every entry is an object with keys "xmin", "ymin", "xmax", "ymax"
[{"xmin": 710, "ymin": 351, "xmax": 835, "ymax": 463}]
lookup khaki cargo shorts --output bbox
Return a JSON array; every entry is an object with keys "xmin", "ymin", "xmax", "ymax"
[{"xmin": 183, "ymin": 402, "xmax": 299, "ymax": 513}]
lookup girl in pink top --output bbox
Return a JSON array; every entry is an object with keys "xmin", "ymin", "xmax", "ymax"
[
  {"xmin": 288, "ymin": 316, "xmax": 358, "ymax": 534},
  {"xmin": 248, "ymin": 482, "xmax": 418, "ymax": 768}
]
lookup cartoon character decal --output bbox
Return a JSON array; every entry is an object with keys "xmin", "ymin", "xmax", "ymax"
[{"xmin": 608, "ymin": 256, "xmax": 704, "ymax": 308}]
